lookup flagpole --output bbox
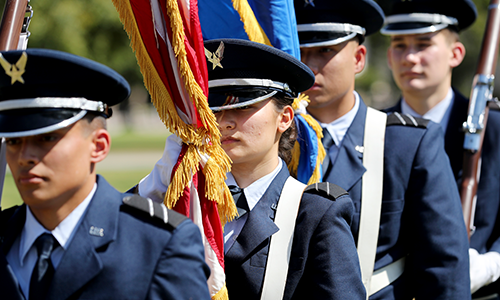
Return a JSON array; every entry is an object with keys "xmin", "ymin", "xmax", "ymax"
[{"xmin": 0, "ymin": 0, "xmax": 31, "ymax": 208}]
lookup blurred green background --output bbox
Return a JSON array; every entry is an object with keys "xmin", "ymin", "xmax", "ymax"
[{"xmin": 0, "ymin": 0, "xmax": 497, "ymax": 208}]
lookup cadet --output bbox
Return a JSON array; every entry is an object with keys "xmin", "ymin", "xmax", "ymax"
[
  {"xmin": 295, "ymin": 0, "xmax": 470, "ymax": 298},
  {"xmin": 138, "ymin": 38, "xmax": 366, "ymax": 299},
  {"xmin": 0, "ymin": 49, "xmax": 211, "ymax": 300},
  {"xmin": 383, "ymin": 0, "xmax": 500, "ymax": 298}
]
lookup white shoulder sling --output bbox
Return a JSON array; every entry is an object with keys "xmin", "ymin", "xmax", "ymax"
[{"xmin": 260, "ymin": 176, "xmax": 306, "ymax": 300}]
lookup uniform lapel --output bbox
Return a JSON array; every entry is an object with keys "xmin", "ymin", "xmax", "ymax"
[
  {"xmin": 0, "ymin": 206, "xmax": 26, "ymax": 300},
  {"xmin": 324, "ymin": 100, "xmax": 367, "ymax": 192},
  {"xmin": 48, "ymin": 176, "xmax": 119, "ymax": 300},
  {"xmin": 225, "ymin": 163, "xmax": 289, "ymax": 263}
]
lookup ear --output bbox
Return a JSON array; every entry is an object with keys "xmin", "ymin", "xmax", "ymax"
[
  {"xmin": 278, "ymin": 105, "xmax": 294, "ymax": 134},
  {"xmin": 450, "ymin": 41, "xmax": 465, "ymax": 68},
  {"xmin": 354, "ymin": 44, "xmax": 367, "ymax": 74},
  {"xmin": 90, "ymin": 129, "xmax": 111, "ymax": 164},
  {"xmin": 386, "ymin": 47, "xmax": 393, "ymax": 70}
]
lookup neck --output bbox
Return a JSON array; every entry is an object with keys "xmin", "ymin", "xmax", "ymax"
[
  {"xmin": 307, "ymin": 90, "xmax": 356, "ymax": 124},
  {"xmin": 402, "ymin": 81, "xmax": 451, "ymax": 116},
  {"xmin": 29, "ymin": 175, "xmax": 96, "ymax": 231},
  {"xmin": 231, "ymin": 157, "xmax": 280, "ymax": 189}
]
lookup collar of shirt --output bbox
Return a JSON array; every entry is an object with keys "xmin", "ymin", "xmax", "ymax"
[
  {"xmin": 320, "ymin": 91, "xmax": 361, "ymax": 146},
  {"xmin": 401, "ymin": 87, "xmax": 453, "ymax": 125},
  {"xmin": 225, "ymin": 160, "xmax": 283, "ymax": 211},
  {"xmin": 19, "ymin": 183, "xmax": 97, "ymax": 267}
]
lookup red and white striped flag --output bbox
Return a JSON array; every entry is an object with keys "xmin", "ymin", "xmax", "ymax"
[{"xmin": 111, "ymin": 0, "xmax": 236, "ymax": 299}]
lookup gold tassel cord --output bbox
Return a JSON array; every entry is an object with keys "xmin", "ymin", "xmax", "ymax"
[
  {"xmin": 288, "ymin": 94, "xmax": 326, "ymax": 184},
  {"xmin": 232, "ymin": 0, "xmax": 272, "ymax": 46}
]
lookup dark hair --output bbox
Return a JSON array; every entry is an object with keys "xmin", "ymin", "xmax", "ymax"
[{"xmin": 272, "ymin": 95, "xmax": 297, "ymax": 164}]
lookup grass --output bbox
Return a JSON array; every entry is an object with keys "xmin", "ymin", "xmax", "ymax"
[
  {"xmin": 1, "ymin": 131, "xmax": 169, "ymax": 210},
  {"xmin": 109, "ymin": 131, "xmax": 169, "ymax": 152}
]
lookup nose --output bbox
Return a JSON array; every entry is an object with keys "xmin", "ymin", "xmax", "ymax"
[
  {"xmin": 17, "ymin": 138, "xmax": 39, "ymax": 167},
  {"xmin": 403, "ymin": 46, "xmax": 419, "ymax": 65},
  {"xmin": 301, "ymin": 50, "xmax": 319, "ymax": 75},
  {"xmin": 216, "ymin": 111, "xmax": 235, "ymax": 131}
]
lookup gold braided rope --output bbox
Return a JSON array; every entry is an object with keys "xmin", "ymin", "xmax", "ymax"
[{"xmin": 288, "ymin": 94, "xmax": 325, "ymax": 184}]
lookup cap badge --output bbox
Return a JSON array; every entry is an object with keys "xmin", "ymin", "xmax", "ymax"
[
  {"xmin": 205, "ymin": 41, "xmax": 224, "ymax": 70},
  {"xmin": 0, "ymin": 52, "xmax": 27, "ymax": 85}
]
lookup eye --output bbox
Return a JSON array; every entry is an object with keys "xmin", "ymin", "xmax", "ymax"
[
  {"xmin": 236, "ymin": 105, "xmax": 251, "ymax": 110},
  {"xmin": 319, "ymin": 47, "xmax": 334, "ymax": 53},
  {"xmin": 4, "ymin": 138, "xmax": 20, "ymax": 146},
  {"xmin": 39, "ymin": 134, "xmax": 58, "ymax": 142}
]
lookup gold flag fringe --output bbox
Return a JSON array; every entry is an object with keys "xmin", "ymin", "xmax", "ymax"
[
  {"xmin": 212, "ymin": 284, "xmax": 229, "ymax": 300},
  {"xmin": 288, "ymin": 94, "xmax": 326, "ymax": 184},
  {"xmin": 232, "ymin": 0, "xmax": 272, "ymax": 46},
  {"xmin": 111, "ymin": 0, "xmax": 237, "ymax": 225}
]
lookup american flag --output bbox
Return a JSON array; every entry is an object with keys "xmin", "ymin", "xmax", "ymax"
[{"xmin": 111, "ymin": 0, "xmax": 236, "ymax": 298}]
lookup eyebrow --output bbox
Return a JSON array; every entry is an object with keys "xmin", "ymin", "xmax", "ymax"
[{"xmin": 390, "ymin": 35, "xmax": 433, "ymax": 42}]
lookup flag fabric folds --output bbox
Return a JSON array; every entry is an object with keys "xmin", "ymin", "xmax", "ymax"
[
  {"xmin": 111, "ymin": 0, "xmax": 236, "ymax": 299},
  {"xmin": 198, "ymin": 0, "xmax": 300, "ymax": 58}
]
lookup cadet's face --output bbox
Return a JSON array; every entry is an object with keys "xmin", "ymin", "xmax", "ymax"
[
  {"xmin": 215, "ymin": 99, "xmax": 284, "ymax": 167},
  {"xmin": 5, "ymin": 121, "xmax": 95, "ymax": 210},
  {"xmin": 387, "ymin": 30, "xmax": 457, "ymax": 94},
  {"xmin": 300, "ymin": 40, "xmax": 363, "ymax": 110}
]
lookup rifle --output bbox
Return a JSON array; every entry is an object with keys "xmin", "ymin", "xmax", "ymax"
[
  {"xmin": 461, "ymin": 0, "xmax": 500, "ymax": 239},
  {"xmin": 0, "ymin": 0, "xmax": 32, "ymax": 208}
]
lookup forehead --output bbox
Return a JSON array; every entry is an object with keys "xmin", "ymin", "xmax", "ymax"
[{"xmin": 389, "ymin": 31, "xmax": 444, "ymax": 42}]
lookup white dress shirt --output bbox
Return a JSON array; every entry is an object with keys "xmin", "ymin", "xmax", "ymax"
[
  {"xmin": 401, "ymin": 87, "xmax": 454, "ymax": 129},
  {"xmin": 6, "ymin": 184, "xmax": 97, "ymax": 299},
  {"xmin": 223, "ymin": 161, "xmax": 283, "ymax": 253},
  {"xmin": 319, "ymin": 91, "xmax": 361, "ymax": 165}
]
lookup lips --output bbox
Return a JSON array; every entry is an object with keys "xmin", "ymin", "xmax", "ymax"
[
  {"xmin": 18, "ymin": 173, "xmax": 44, "ymax": 184},
  {"xmin": 221, "ymin": 136, "xmax": 238, "ymax": 145}
]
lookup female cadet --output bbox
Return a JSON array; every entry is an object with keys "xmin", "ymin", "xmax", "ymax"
[{"xmin": 138, "ymin": 38, "xmax": 365, "ymax": 299}]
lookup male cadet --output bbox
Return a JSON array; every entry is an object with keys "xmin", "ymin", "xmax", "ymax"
[
  {"xmin": 295, "ymin": 0, "xmax": 470, "ymax": 299},
  {"xmin": 383, "ymin": 0, "xmax": 500, "ymax": 298},
  {"xmin": 0, "ymin": 49, "xmax": 211, "ymax": 300}
]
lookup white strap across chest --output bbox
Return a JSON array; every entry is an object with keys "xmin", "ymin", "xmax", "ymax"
[
  {"xmin": 260, "ymin": 176, "xmax": 306, "ymax": 300},
  {"xmin": 357, "ymin": 107, "xmax": 387, "ymax": 298}
]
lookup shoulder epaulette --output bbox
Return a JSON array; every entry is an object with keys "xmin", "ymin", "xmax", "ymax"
[
  {"xmin": 122, "ymin": 195, "xmax": 187, "ymax": 229},
  {"xmin": 386, "ymin": 112, "xmax": 429, "ymax": 128},
  {"xmin": 304, "ymin": 182, "xmax": 348, "ymax": 200}
]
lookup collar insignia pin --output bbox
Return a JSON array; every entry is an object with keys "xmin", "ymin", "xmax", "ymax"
[
  {"xmin": 0, "ymin": 52, "xmax": 27, "ymax": 85},
  {"xmin": 89, "ymin": 226, "xmax": 104, "ymax": 237},
  {"xmin": 205, "ymin": 41, "xmax": 225, "ymax": 70}
]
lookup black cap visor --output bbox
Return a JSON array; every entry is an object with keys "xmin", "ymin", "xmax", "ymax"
[{"xmin": 0, "ymin": 108, "xmax": 86, "ymax": 138}]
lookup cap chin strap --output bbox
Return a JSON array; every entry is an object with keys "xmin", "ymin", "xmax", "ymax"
[
  {"xmin": 385, "ymin": 13, "xmax": 458, "ymax": 26},
  {"xmin": 381, "ymin": 13, "xmax": 458, "ymax": 35},
  {"xmin": 210, "ymin": 91, "xmax": 277, "ymax": 112},
  {"xmin": 0, "ymin": 97, "xmax": 109, "ymax": 115},
  {"xmin": 297, "ymin": 23, "xmax": 366, "ymax": 35},
  {"xmin": 209, "ymin": 78, "xmax": 291, "ymax": 93},
  {"xmin": 0, "ymin": 110, "xmax": 87, "ymax": 138},
  {"xmin": 300, "ymin": 32, "xmax": 358, "ymax": 48}
]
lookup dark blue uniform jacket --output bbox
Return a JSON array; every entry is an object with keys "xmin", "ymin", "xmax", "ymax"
[
  {"xmin": 0, "ymin": 175, "xmax": 211, "ymax": 300},
  {"xmin": 225, "ymin": 162, "xmax": 366, "ymax": 299},
  {"xmin": 324, "ymin": 99, "xmax": 470, "ymax": 299},
  {"xmin": 387, "ymin": 89, "xmax": 500, "ymax": 297}
]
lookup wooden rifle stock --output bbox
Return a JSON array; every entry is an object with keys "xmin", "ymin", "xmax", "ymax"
[
  {"xmin": 461, "ymin": 0, "xmax": 500, "ymax": 239},
  {"xmin": 0, "ymin": 0, "xmax": 29, "ymax": 208},
  {"xmin": 0, "ymin": 0, "xmax": 28, "ymax": 51}
]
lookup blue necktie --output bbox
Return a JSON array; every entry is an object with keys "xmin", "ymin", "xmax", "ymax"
[
  {"xmin": 30, "ymin": 233, "xmax": 59, "ymax": 300},
  {"xmin": 322, "ymin": 128, "xmax": 334, "ymax": 176},
  {"xmin": 228, "ymin": 185, "xmax": 249, "ymax": 219}
]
